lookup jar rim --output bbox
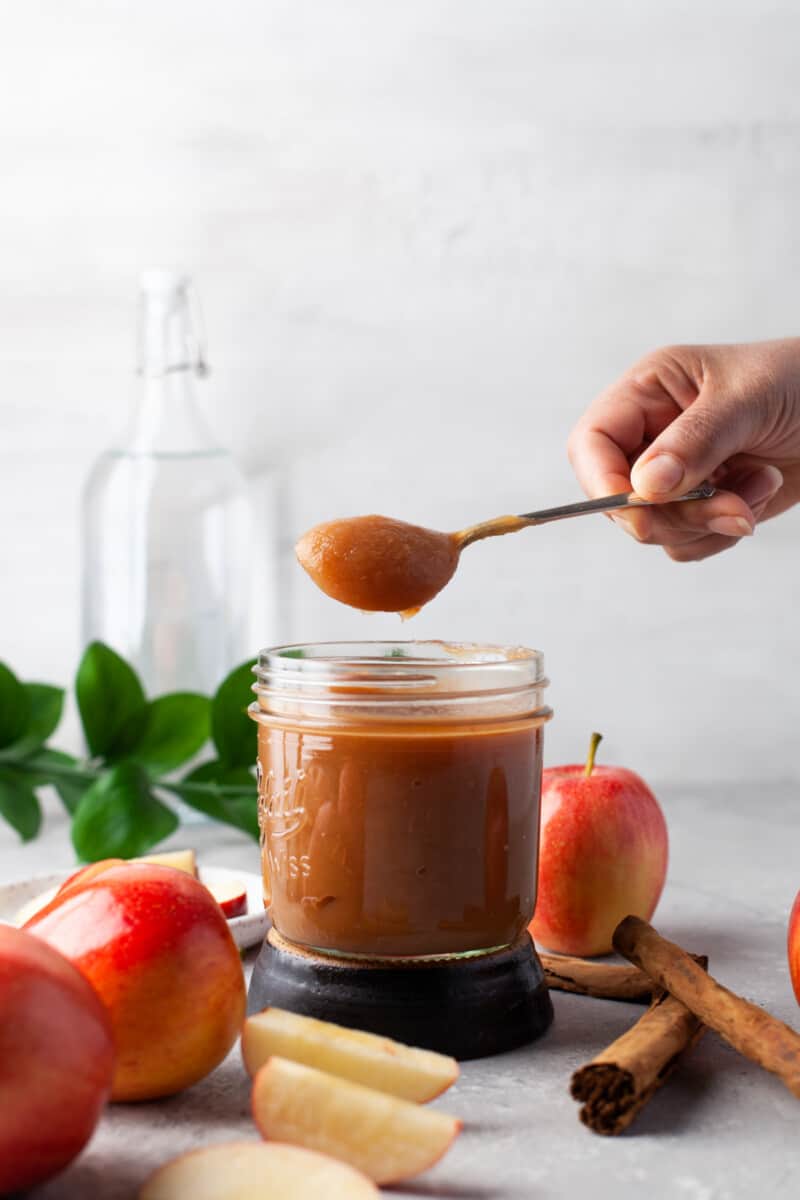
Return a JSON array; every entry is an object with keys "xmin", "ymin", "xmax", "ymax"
[
  {"xmin": 251, "ymin": 640, "xmax": 549, "ymax": 724},
  {"xmin": 255, "ymin": 639, "xmax": 544, "ymax": 681}
]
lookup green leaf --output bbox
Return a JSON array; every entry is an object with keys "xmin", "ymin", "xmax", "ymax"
[
  {"xmin": 0, "ymin": 683, "xmax": 66, "ymax": 758},
  {"xmin": 25, "ymin": 683, "xmax": 65, "ymax": 742},
  {"xmin": 168, "ymin": 759, "xmax": 259, "ymax": 840},
  {"xmin": 76, "ymin": 642, "xmax": 147, "ymax": 760},
  {"xmin": 0, "ymin": 662, "xmax": 30, "ymax": 749},
  {"xmin": 14, "ymin": 747, "xmax": 76, "ymax": 785},
  {"xmin": 71, "ymin": 763, "xmax": 178, "ymax": 861},
  {"xmin": 127, "ymin": 693, "xmax": 210, "ymax": 777},
  {"xmin": 211, "ymin": 661, "xmax": 257, "ymax": 767},
  {"xmin": 54, "ymin": 777, "xmax": 92, "ymax": 815},
  {"xmin": 8, "ymin": 749, "xmax": 93, "ymax": 815},
  {"xmin": 0, "ymin": 768, "xmax": 42, "ymax": 841},
  {"xmin": 25, "ymin": 749, "xmax": 94, "ymax": 814}
]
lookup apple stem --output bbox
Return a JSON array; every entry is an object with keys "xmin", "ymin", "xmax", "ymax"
[{"xmin": 584, "ymin": 732, "xmax": 603, "ymax": 778}]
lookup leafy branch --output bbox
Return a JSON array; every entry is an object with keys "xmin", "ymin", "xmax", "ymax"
[{"xmin": 0, "ymin": 643, "xmax": 259, "ymax": 862}]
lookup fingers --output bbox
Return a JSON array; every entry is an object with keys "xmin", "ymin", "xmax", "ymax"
[
  {"xmin": 628, "ymin": 466, "xmax": 785, "ymax": 562},
  {"xmin": 630, "ymin": 387, "xmax": 757, "ymax": 501},
  {"xmin": 663, "ymin": 533, "xmax": 741, "ymax": 563},
  {"xmin": 567, "ymin": 400, "xmax": 647, "ymax": 499},
  {"xmin": 613, "ymin": 489, "xmax": 755, "ymax": 547},
  {"xmin": 568, "ymin": 353, "xmax": 697, "ymax": 542},
  {"xmin": 568, "ymin": 344, "xmax": 787, "ymax": 561},
  {"xmin": 728, "ymin": 464, "xmax": 784, "ymax": 514},
  {"xmin": 568, "ymin": 391, "xmax": 670, "ymax": 543},
  {"xmin": 568, "ymin": 350, "xmax": 702, "ymax": 498}
]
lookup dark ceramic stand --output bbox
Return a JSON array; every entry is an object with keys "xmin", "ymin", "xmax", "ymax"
[{"xmin": 247, "ymin": 928, "xmax": 553, "ymax": 1060}]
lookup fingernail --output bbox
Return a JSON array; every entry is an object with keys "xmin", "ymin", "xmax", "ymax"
[
  {"xmin": 632, "ymin": 453, "xmax": 685, "ymax": 496},
  {"xmin": 707, "ymin": 516, "xmax": 754, "ymax": 538},
  {"xmin": 738, "ymin": 465, "xmax": 784, "ymax": 509}
]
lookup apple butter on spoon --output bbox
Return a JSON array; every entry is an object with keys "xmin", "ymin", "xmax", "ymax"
[
  {"xmin": 296, "ymin": 484, "xmax": 715, "ymax": 616},
  {"xmin": 295, "ymin": 515, "xmax": 461, "ymax": 616}
]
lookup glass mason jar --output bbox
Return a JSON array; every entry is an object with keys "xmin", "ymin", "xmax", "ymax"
[{"xmin": 250, "ymin": 641, "xmax": 551, "ymax": 960}]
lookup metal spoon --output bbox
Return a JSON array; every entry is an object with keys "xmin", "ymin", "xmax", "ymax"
[
  {"xmin": 457, "ymin": 483, "xmax": 716, "ymax": 547},
  {"xmin": 295, "ymin": 483, "xmax": 717, "ymax": 615}
]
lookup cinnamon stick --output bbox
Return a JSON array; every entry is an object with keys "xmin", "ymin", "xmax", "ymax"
[
  {"xmin": 570, "ymin": 982, "xmax": 706, "ymax": 1134},
  {"xmin": 541, "ymin": 952, "xmax": 652, "ymax": 1002},
  {"xmin": 614, "ymin": 915, "xmax": 800, "ymax": 1099}
]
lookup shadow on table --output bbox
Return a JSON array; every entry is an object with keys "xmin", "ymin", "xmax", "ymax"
[
  {"xmin": 658, "ymin": 913, "xmax": 781, "ymax": 968},
  {"xmin": 458, "ymin": 1119, "xmax": 513, "ymax": 1134},
  {"xmin": 153, "ymin": 1077, "xmax": 252, "ymax": 1127},
  {"xmin": 386, "ymin": 1183, "xmax": 513, "ymax": 1198},
  {"xmin": 537, "ymin": 994, "xmax": 646, "ymax": 1055},
  {"xmin": 616, "ymin": 1036, "xmax": 747, "ymax": 1137},
  {"xmin": 33, "ymin": 1154, "xmax": 145, "ymax": 1200}
]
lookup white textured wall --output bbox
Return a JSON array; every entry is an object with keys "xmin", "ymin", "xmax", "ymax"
[{"xmin": 1, "ymin": 1, "xmax": 798, "ymax": 783}]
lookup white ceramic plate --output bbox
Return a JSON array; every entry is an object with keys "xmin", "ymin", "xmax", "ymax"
[{"xmin": 0, "ymin": 865, "xmax": 269, "ymax": 950}]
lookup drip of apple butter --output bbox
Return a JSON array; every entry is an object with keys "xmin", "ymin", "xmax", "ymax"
[{"xmin": 295, "ymin": 515, "xmax": 461, "ymax": 615}]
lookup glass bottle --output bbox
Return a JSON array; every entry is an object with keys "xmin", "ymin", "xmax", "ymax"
[{"xmin": 81, "ymin": 270, "xmax": 260, "ymax": 695}]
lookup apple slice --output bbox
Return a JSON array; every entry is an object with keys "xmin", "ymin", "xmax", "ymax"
[
  {"xmin": 206, "ymin": 878, "xmax": 248, "ymax": 918},
  {"xmin": 252, "ymin": 1056, "xmax": 461, "ymax": 1184},
  {"xmin": 60, "ymin": 851, "xmax": 197, "ymax": 881},
  {"xmin": 137, "ymin": 849, "xmax": 198, "ymax": 876},
  {"xmin": 14, "ymin": 886, "xmax": 60, "ymax": 927},
  {"xmin": 140, "ymin": 1140, "xmax": 378, "ymax": 1200},
  {"xmin": 15, "ymin": 860, "xmax": 125, "ymax": 925},
  {"xmin": 242, "ymin": 1007, "xmax": 458, "ymax": 1102},
  {"xmin": 59, "ymin": 859, "xmax": 126, "ymax": 896}
]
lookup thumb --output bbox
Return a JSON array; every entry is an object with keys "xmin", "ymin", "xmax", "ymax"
[{"xmin": 630, "ymin": 389, "xmax": 756, "ymax": 500}]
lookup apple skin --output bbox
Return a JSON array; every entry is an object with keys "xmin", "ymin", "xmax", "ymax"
[
  {"xmin": 788, "ymin": 892, "xmax": 800, "ymax": 1005},
  {"xmin": 57, "ymin": 858, "xmax": 125, "ymax": 897},
  {"xmin": 24, "ymin": 863, "xmax": 246, "ymax": 1102},
  {"xmin": 208, "ymin": 881, "xmax": 249, "ymax": 919},
  {"xmin": 217, "ymin": 891, "xmax": 248, "ymax": 919},
  {"xmin": 529, "ymin": 763, "xmax": 668, "ymax": 957},
  {"xmin": 0, "ymin": 925, "xmax": 115, "ymax": 1193}
]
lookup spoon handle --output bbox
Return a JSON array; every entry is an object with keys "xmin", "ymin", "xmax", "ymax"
[
  {"xmin": 517, "ymin": 483, "xmax": 715, "ymax": 524},
  {"xmin": 455, "ymin": 483, "xmax": 717, "ymax": 548}
]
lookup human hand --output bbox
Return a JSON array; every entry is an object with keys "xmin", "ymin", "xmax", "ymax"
[{"xmin": 567, "ymin": 339, "xmax": 800, "ymax": 561}]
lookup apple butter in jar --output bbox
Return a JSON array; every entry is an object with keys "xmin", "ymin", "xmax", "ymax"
[{"xmin": 250, "ymin": 641, "xmax": 551, "ymax": 960}]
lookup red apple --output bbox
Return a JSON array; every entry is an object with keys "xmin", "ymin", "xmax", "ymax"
[
  {"xmin": 529, "ymin": 733, "xmax": 668, "ymax": 957},
  {"xmin": 15, "ymin": 855, "xmax": 198, "ymax": 926},
  {"xmin": 0, "ymin": 925, "xmax": 115, "ymax": 1193},
  {"xmin": 24, "ymin": 863, "xmax": 246, "ymax": 1102},
  {"xmin": 787, "ymin": 892, "xmax": 800, "ymax": 1005}
]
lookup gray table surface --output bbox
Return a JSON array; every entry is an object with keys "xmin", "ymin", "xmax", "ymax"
[{"xmin": 3, "ymin": 782, "xmax": 799, "ymax": 1200}]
